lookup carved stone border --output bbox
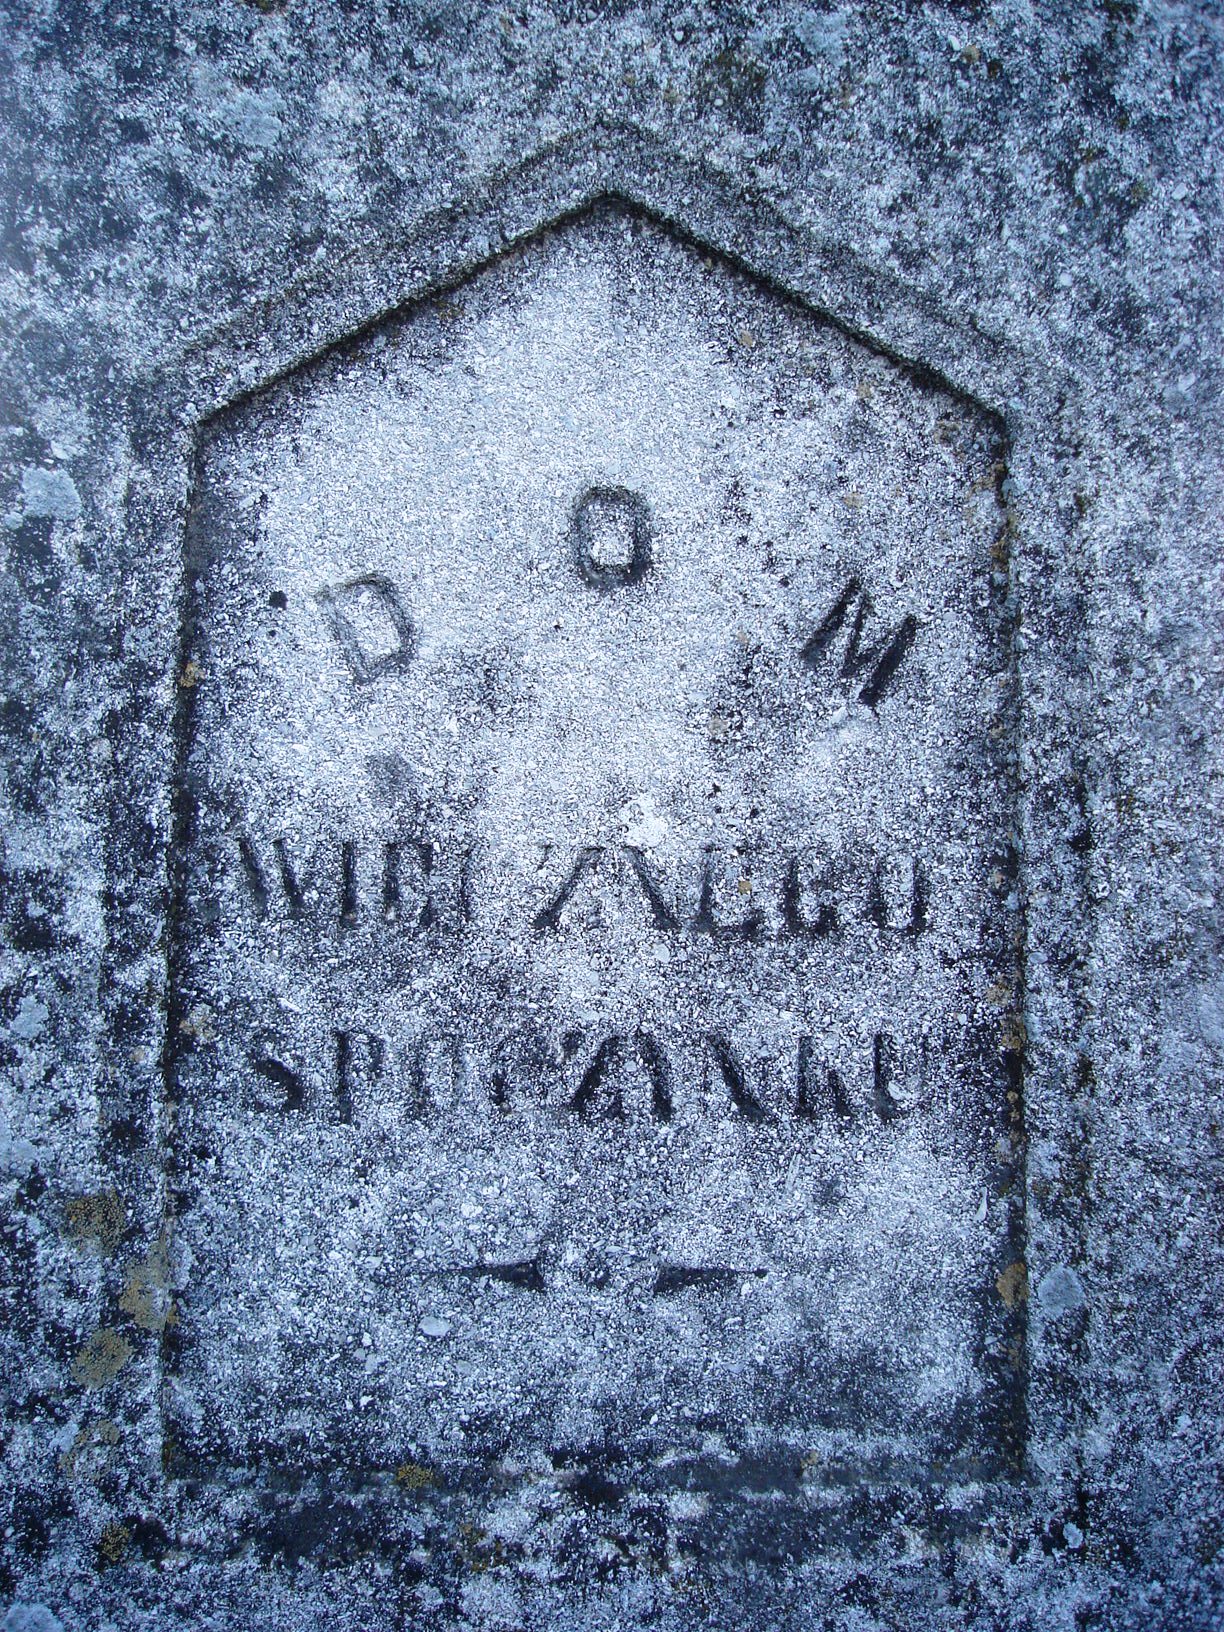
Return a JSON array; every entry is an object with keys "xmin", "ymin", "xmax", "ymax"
[{"xmin": 100, "ymin": 122, "xmax": 1097, "ymax": 1560}]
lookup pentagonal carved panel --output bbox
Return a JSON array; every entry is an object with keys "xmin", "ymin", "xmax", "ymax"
[{"xmin": 168, "ymin": 206, "xmax": 1022, "ymax": 1492}]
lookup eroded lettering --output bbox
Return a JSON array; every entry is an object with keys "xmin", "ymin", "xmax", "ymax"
[{"xmin": 801, "ymin": 577, "xmax": 918, "ymax": 708}]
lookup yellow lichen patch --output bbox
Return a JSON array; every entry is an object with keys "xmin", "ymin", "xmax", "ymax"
[
  {"xmin": 996, "ymin": 1261, "xmax": 1029, "ymax": 1308},
  {"xmin": 990, "ymin": 514, "xmax": 1017, "ymax": 569},
  {"xmin": 59, "ymin": 1417, "xmax": 121, "ymax": 1478},
  {"xmin": 985, "ymin": 982, "xmax": 1013, "ymax": 1008},
  {"xmin": 119, "ymin": 1234, "xmax": 175, "ymax": 1333},
  {"xmin": 72, "ymin": 1328, "xmax": 133, "ymax": 1387},
  {"xmin": 64, "ymin": 1190, "xmax": 126, "ymax": 1254},
  {"xmin": 178, "ymin": 1004, "xmax": 217, "ymax": 1043},
  {"xmin": 456, "ymin": 1521, "xmax": 506, "ymax": 1574},
  {"xmin": 999, "ymin": 1014, "xmax": 1027, "ymax": 1054},
  {"xmin": 178, "ymin": 659, "xmax": 202, "ymax": 688},
  {"xmin": 394, "ymin": 1460, "xmax": 436, "ymax": 1490},
  {"xmin": 97, "ymin": 1522, "xmax": 131, "ymax": 1566},
  {"xmin": 970, "ymin": 460, "xmax": 1007, "ymax": 497}
]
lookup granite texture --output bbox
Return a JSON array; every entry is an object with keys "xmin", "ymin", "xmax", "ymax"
[{"xmin": 0, "ymin": 2, "xmax": 1221, "ymax": 1629}]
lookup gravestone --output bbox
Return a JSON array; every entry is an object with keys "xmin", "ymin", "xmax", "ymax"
[
  {"xmin": 1, "ymin": 8, "xmax": 1220, "ymax": 1632},
  {"xmin": 169, "ymin": 207, "xmax": 1022, "ymax": 1488}
]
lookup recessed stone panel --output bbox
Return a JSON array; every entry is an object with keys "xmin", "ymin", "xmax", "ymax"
[{"xmin": 167, "ymin": 206, "xmax": 1023, "ymax": 1488}]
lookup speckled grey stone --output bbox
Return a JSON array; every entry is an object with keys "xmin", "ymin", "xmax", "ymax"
[{"xmin": 0, "ymin": 5, "xmax": 1221, "ymax": 1631}]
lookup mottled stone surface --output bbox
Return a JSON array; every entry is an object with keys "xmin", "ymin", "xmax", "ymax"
[
  {"xmin": 172, "ymin": 206, "xmax": 1020, "ymax": 1486},
  {"xmin": 0, "ymin": 5, "xmax": 1221, "ymax": 1630}
]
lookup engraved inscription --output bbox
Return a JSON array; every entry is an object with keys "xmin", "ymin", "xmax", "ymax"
[
  {"xmin": 233, "ymin": 829, "xmax": 935, "ymax": 943},
  {"xmin": 316, "ymin": 572, "xmax": 415, "ymax": 683},
  {"xmin": 802, "ymin": 576, "xmax": 919, "ymax": 708},
  {"xmin": 167, "ymin": 208, "xmax": 1022, "ymax": 1487},
  {"xmin": 245, "ymin": 1023, "xmax": 930, "ymax": 1131},
  {"xmin": 572, "ymin": 485, "xmax": 655, "ymax": 588}
]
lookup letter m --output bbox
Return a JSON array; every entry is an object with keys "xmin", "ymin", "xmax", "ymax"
[{"xmin": 801, "ymin": 577, "xmax": 918, "ymax": 709}]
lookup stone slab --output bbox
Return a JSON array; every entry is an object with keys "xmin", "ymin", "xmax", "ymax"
[
  {"xmin": 167, "ymin": 206, "xmax": 1022, "ymax": 1489},
  {"xmin": 0, "ymin": 7, "xmax": 1220, "ymax": 1631}
]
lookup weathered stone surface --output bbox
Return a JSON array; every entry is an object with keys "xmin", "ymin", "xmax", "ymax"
[
  {"xmin": 0, "ymin": 6, "xmax": 1220, "ymax": 1631},
  {"xmin": 171, "ymin": 206, "xmax": 1020, "ymax": 1488}
]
